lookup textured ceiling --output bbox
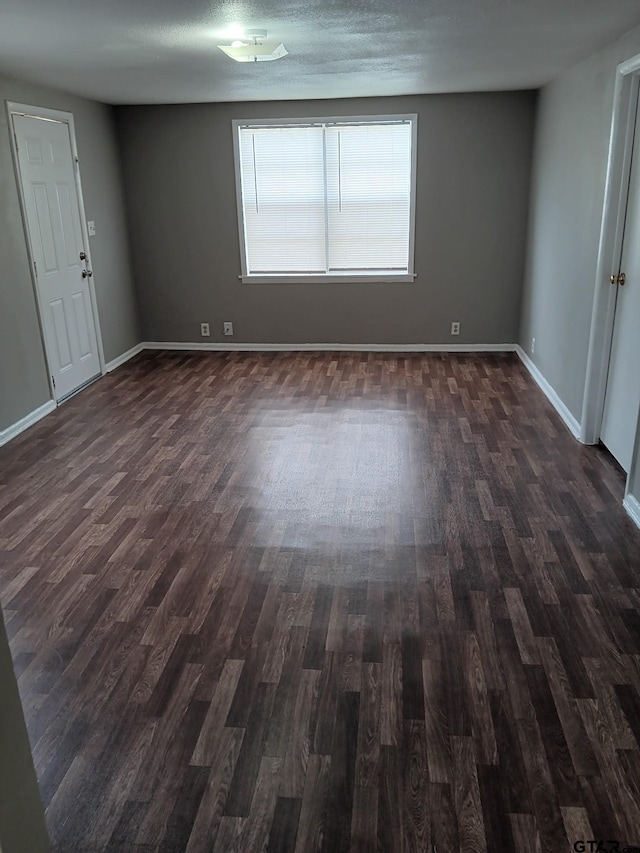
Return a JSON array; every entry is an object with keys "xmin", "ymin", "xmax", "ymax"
[{"xmin": 1, "ymin": 0, "xmax": 640, "ymax": 104}]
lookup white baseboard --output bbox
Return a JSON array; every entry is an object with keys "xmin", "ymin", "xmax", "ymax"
[
  {"xmin": 0, "ymin": 400, "xmax": 56, "ymax": 448},
  {"xmin": 143, "ymin": 341, "xmax": 518, "ymax": 353},
  {"xmin": 105, "ymin": 342, "xmax": 145, "ymax": 372},
  {"xmin": 515, "ymin": 345, "xmax": 582, "ymax": 441},
  {"xmin": 623, "ymin": 493, "xmax": 640, "ymax": 531}
]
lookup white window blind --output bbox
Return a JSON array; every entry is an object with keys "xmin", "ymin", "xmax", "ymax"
[{"xmin": 234, "ymin": 116, "xmax": 417, "ymax": 282}]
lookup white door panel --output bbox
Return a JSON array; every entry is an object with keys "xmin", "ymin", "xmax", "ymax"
[
  {"xmin": 72, "ymin": 290, "xmax": 92, "ymax": 358},
  {"xmin": 56, "ymin": 183, "xmax": 84, "ymax": 269},
  {"xmin": 13, "ymin": 114, "xmax": 100, "ymax": 401},
  {"xmin": 601, "ymin": 97, "xmax": 640, "ymax": 473},
  {"xmin": 50, "ymin": 299, "xmax": 73, "ymax": 369},
  {"xmin": 32, "ymin": 183, "xmax": 59, "ymax": 273},
  {"xmin": 25, "ymin": 135, "xmax": 43, "ymax": 164}
]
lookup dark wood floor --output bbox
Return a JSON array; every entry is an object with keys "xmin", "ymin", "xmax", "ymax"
[{"xmin": 1, "ymin": 351, "xmax": 640, "ymax": 852}]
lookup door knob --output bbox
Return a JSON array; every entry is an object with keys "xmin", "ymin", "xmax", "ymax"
[
  {"xmin": 79, "ymin": 251, "xmax": 87, "ymax": 261},
  {"xmin": 610, "ymin": 272, "xmax": 626, "ymax": 286},
  {"xmin": 82, "ymin": 269, "xmax": 93, "ymax": 278}
]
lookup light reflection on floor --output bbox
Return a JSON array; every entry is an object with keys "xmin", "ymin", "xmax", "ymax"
[{"xmin": 244, "ymin": 406, "xmax": 441, "ymax": 573}]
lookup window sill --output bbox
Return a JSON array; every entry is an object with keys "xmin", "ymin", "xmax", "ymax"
[{"xmin": 240, "ymin": 273, "xmax": 417, "ymax": 285}]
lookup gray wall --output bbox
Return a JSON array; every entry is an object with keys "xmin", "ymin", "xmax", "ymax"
[
  {"xmin": 116, "ymin": 92, "xmax": 536, "ymax": 345},
  {"xmin": 520, "ymin": 23, "xmax": 640, "ymax": 423},
  {"xmin": 0, "ymin": 607, "xmax": 49, "ymax": 853},
  {"xmin": 519, "ymin": 22, "xmax": 640, "ymax": 517},
  {"xmin": 0, "ymin": 73, "xmax": 140, "ymax": 432}
]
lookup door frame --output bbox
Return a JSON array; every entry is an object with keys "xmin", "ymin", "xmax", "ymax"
[
  {"xmin": 5, "ymin": 101, "xmax": 106, "ymax": 401},
  {"xmin": 581, "ymin": 53, "xmax": 640, "ymax": 498}
]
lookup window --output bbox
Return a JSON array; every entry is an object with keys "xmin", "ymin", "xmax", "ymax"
[{"xmin": 233, "ymin": 115, "xmax": 417, "ymax": 283}]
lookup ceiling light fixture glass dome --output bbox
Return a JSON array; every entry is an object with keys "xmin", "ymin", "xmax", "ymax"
[{"xmin": 218, "ymin": 29, "xmax": 288, "ymax": 62}]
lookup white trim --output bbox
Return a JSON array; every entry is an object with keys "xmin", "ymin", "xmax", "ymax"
[
  {"xmin": 144, "ymin": 341, "xmax": 517, "ymax": 353},
  {"xmin": 618, "ymin": 54, "xmax": 640, "ymax": 76},
  {"xmin": 232, "ymin": 119, "xmax": 247, "ymax": 280},
  {"xmin": 105, "ymin": 343, "xmax": 145, "ymax": 373},
  {"xmin": 5, "ymin": 101, "xmax": 107, "ymax": 396},
  {"xmin": 581, "ymin": 59, "xmax": 640, "ymax": 443},
  {"xmin": 623, "ymin": 493, "xmax": 640, "ymax": 530},
  {"xmin": 0, "ymin": 401, "xmax": 56, "ymax": 448},
  {"xmin": 515, "ymin": 346, "xmax": 582, "ymax": 440},
  {"xmin": 240, "ymin": 273, "xmax": 417, "ymax": 285},
  {"xmin": 233, "ymin": 114, "xmax": 418, "ymax": 129},
  {"xmin": 6, "ymin": 102, "xmax": 75, "ymax": 124}
]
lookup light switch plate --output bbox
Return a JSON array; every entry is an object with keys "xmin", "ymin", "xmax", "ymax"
[{"xmin": 87, "ymin": 221, "xmax": 96, "ymax": 236}]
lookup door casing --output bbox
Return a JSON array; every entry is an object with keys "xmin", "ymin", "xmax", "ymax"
[
  {"xmin": 581, "ymin": 55, "xmax": 640, "ymax": 503},
  {"xmin": 6, "ymin": 101, "xmax": 105, "ymax": 402}
]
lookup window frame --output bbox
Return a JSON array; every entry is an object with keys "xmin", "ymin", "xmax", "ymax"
[{"xmin": 232, "ymin": 114, "xmax": 418, "ymax": 284}]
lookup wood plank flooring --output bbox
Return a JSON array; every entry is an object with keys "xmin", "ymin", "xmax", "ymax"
[{"xmin": 1, "ymin": 351, "xmax": 640, "ymax": 852}]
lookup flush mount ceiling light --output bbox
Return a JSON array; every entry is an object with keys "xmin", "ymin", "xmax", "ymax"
[{"xmin": 218, "ymin": 29, "xmax": 288, "ymax": 63}]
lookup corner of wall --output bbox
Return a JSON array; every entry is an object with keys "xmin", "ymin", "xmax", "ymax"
[{"xmin": 0, "ymin": 609, "xmax": 50, "ymax": 853}]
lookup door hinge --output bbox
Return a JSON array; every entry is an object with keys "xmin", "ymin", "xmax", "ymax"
[
  {"xmin": 33, "ymin": 260, "xmax": 38, "ymax": 277},
  {"xmin": 51, "ymin": 376, "xmax": 56, "ymax": 389},
  {"xmin": 14, "ymin": 132, "xmax": 18, "ymax": 150}
]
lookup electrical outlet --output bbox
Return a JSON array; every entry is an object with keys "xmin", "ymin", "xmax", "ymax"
[
  {"xmin": 200, "ymin": 322, "xmax": 210, "ymax": 337},
  {"xmin": 531, "ymin": 337, "xmax": 536, "ymax": 355},
  {"xmin": 223, "ymin": 322, "xmax": 233, "ymax": 336},
  {"xmin": 451, "ymin": 321, "xmax": 460, "ymax": 336}
]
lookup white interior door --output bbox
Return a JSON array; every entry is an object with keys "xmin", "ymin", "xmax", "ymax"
[
  {"xmin": 601, "ymin": 101, "xmax": 640, "ymax": 473},
  {"xmin": 13, "ymin": 113, "xmax": 101, "ymax": 401}
]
